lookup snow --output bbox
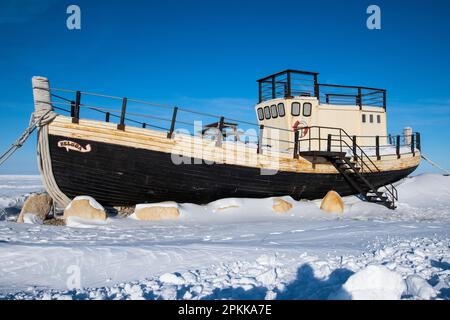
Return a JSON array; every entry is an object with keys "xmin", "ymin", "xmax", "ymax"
[
  {"xmin": 65, "ymin": 195, "xmax": 105, "ymax": 211},
  {"xmin": 23, "ymin": 213, "xmax": 44, "ymax": 225},
  {"xmin": 135, "ymin": 201, "xmax": 179, "ymax": 210},
  {"xmin": 334, "ymin": 265, "xmax": 406, "ymax": 300},
  {"xmin": 405, "ymin": 275, "xmax": 437, "ymax": 300},
  {"xmin": 0, "ymin": 173, "xmax": 448, "ymax": 300}
]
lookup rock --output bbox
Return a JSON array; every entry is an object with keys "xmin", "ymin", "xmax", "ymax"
[
  {"xmin": 43, "ymin": 218, "xmax": 66, "ymax": 226},
  {"xmin": 215, "ymin": 205, "xmax": 239, "ymax": 212},
  {"xmin": 272, "ymin": 198, "xmax": 293, "ymax": 213},
  {"xmin": 405, "ymin": 275, "xmax": 437, "ymax": 300},
  {"xmin": 334, "ymin": 265, "xmax": 406, "ymax": 300},
  {"xmin": 113, "ymin": 206, "xmax": 135, "ymax": 217},
  {"xmin": 209, "ymin": 198, "xmax": 242, "ymax": 212},
  {"xmin": 134, "ymin": 202, "xmax": 180, "ymax": 221},
  {"xmin": 320, "ymin": 190, "xmax": 344, "ymax": 214},
  {"xmin": 17, "ymin": 193, "xmax": 53, "ymax": 223},
  {"xmin": 64, "ymin": 196, "xmax": 107, "ymax": 221}
]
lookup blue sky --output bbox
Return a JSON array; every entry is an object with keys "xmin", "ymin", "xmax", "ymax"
[{"xmin": 0, "ymin": 0, "xmax": 449, "ymax": 174}]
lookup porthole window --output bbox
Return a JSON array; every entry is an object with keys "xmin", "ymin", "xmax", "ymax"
[
  {"xmin": 377, "ymin": 115, "xmax": 381, "ymax": 123},
  {"xmin": 291, "ymin": 102, "xmax": 300, "ymax": 116},
  {"xmin": 271, "ymin": 104, "xmax": 278, "ymax": 118},
  {"xmin": 277, "ymin": 103, "xmax": 285, "ymax": 117},
  {"xmin": 362, "ymin": 114, "xmax": 366, "ymax": 123},
  {"xmin": 303, "ymin": 103, "xmax": 312, "ymax": 117},
  {"xmin": 264, "ymin": 106, "xmax": 271, "ymax": 119},
  {"xmin": 370, "ymin": 114, "xmax": 373, "ymax": 123},
  {"xmin": 257, "ymin": 108, "xmax": 264, "ymax": 121}
]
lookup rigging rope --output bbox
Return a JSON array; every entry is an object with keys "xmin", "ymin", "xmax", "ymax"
[
  {"xmin": 0, "ymin": 110, "xmax": 53, "ymax": 166},
  {"xmin": 421, "ymin": 154, "xmax": 450, "ymax": 175}
]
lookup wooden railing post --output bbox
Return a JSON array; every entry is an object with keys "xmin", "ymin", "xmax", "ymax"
[
  {"xmin": 105, "ymin": 112, "xmax": 110, "ymax": 123},
  {"xmin": 327, "ymin": 134, "xmax": 332, "ymax": 152},
  {"xmin": 216, "ymin": 117, "xmax": 225, "ymax": 148},
  {"xmin": 70, "ymin": 100, "xmax": 75, "ymax": 118},
  {"xmin": 415, "ymin": 132, "xmax": 421, "ymax": 151},
  {"xmin": 72, "ymin": 91, "xmax": 80, "ymax": 124},
  {"xmin": 167, "ymin": 106, "xmax": 178, "ymax": 138},
  {"xmin": 396, "ymin": 135, "xmax": 401, "ymax": 159},
  {"xmin": 257, "ymin": 125, "xmax": 264, "ymax": 154},
  {"xmin": 357, "ymin": 88, "xmax": 362, "ymax": 109},
  {"xmin": 411, "ymin": 134, "xmax": 415, "ymax": 156},
  {"xmin": 117, "ymin": 97, "xmax": 127, "ymax": 130},
  {"xmin": 286, "ymin": 71, "xmax": 292, "ymax": 98},
  {"xmin": 314, "ymin": 74, "xmax": 319, "ymax": 100},
  {"xmin": 375, "ymin": 136, "xmax": 380, "ymax": 160},
  {"xmin": 352, "ymin": 135, "xmax": 357, "ymax": 161},
  {"xmin": 293, "ymin": 130, "xmax": 299, "ymax": 159}
]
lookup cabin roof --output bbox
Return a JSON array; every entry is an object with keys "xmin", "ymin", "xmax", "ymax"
[{"xmin": 256, "ymin": 69, "xmax": 386, "ymax": 109}]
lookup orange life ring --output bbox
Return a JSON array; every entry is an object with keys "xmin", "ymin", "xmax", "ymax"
[{"xmin": 292, "ymin": 120, "xmax": 309, "ymax": 138}]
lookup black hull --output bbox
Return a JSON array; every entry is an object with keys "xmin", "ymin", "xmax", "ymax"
[{"xmin": 48, "ymin": 135, "xmax": 417, "ymax": 206}]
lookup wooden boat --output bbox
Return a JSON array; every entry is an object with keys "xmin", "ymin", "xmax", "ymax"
[{"xmin": 31, "ymin": 70, "xmax": 421, "ymax": 209}]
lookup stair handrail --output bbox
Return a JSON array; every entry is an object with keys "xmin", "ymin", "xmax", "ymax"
[{"xmin": 297, "ymin": 125, "xmax": 399, "ymax": 203}]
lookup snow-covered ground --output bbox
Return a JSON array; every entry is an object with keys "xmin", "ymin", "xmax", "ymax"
[{"xmin": 0, "ymin": 174, "xmax": 448, "ymax": 300}]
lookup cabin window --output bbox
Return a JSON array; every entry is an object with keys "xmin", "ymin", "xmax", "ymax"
[
  {"xmin": 264, "ymin": 106, "xmax": 271, "ymax": 119},
  {"xmin": 257, "ymin": 108, "xmax": 264, "ymax": 121},
  {"xmin": 303, "ymin": 103, "xmax": 312, "ymax": 117},
  {"xmin": 377, "ymin": 115, "xmax": 381, "ymax": 123},
  {"xmin": 271, "ymin": 104, "xmax": 278, "ymax": 118},
  {"xmin": 291, "ymin": 102, "xmax": 300, "ymax": 116},
  {"xmin": 277, "ymin": 103, "xmax": 285, "ymax": 117},
  {"xmin": 362, "ymin": 114, "xmax": 366, "ymax": 123},
  {"xmin": 370, "ymin": 114, "xmax": 374, "ymax": 123}
]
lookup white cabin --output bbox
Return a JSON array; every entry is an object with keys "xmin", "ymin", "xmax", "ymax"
[{"xmin": 254, "ymin": 70, "xmax": 388, "ymax": 152}]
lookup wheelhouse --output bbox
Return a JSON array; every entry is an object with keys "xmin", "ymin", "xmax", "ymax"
[{"xmin": 255, "ymin": 70, "xmax": 387, "ymax": 151}]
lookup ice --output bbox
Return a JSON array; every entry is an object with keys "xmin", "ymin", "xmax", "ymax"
[
  {"xmin": 334, "ymin": 265, "xmax": 406, "ymax": 300},
  {"xmin": 405, "ymin": 275, "xmax": 437, "ymax": 300},
  {"xmin": 0, "ymin": 174, "xmax": 448, "ymax": 300}
]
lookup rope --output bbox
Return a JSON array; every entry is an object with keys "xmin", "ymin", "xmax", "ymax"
[
  {"xmin": 0, "ymin": 110, "xmax": 54, "ymax": 166},
  {"xmin": 421, "ymin": 154, "xmax": 450, "ymax": 175}
]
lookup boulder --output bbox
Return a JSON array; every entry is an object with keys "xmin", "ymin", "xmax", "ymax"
[
  {"xmin": 209, "ymin": 198, "xmax": 242, "ymax": 212},
  {"xmin": 272, "ymin": 198, "xmax": 293, "ymax": 213},
  {"xmin": 113, "ymin": 206, "xmax": 135, "ymax": 217},
  {"xmin": 17, "ymin": 193, "xmax": 53, "ymax": 223},
  {"xmin": 64, "ymin": 196, "xmax": 107, "ymax": 221},
  {"xmin": 134, "ymin": 202, "xmax": 180, "ymax": 221},
  {"xmin": 320, "ymin": 190, "xmax": 344, "ymax": 214}
]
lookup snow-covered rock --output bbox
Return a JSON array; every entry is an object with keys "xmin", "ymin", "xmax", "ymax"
[
  {"xmin": 17, "ymin": 193, "xmax": 52, "ymax": 223},
  {"xmin": 335, "ymin": 265, "xmax": 406, "ymax": 300},
  {"xmin": 405, "ymin": 275, "xmax": 437, "ymax": 300},
  {"xmin": 64, "ymin": 196, "xmax": 107, "ymax": 221},
  {"xmin": 133, "ymin": 202, "xmax": 180, "ymax": 221},
  {"xmin": 272, "ymin": 198, "xmax": 293, "ymax": 213},
  {"xmin": 23, "ymin": 213, "xmax": 44, "ymax": 224},
  {"xmin": 320, "ymin": 191, "xmax": 344, "ymax": 214},
  {"xmin": 208, "ymin": 198, "xmax": 243, "ymax": 212}
]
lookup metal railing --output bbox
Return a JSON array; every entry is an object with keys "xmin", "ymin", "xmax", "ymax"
[
  {"xmin": 292, "ymin": 125, "xmax": 423, "ymax": 204},
  {"xmin": 257, "ymin": 70, "xmax": 386, "ymax": 109}
]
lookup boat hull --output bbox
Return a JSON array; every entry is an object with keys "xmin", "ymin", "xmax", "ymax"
[{"xmin": 48, "ymin": 134, "xmax": 417, "ymax": 206}]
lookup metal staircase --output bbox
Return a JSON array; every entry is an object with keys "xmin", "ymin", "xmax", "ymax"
[
  {"xmin": 295, "ymin": 126, "xmax": 400, "ymax": 210},
  {"xmin": 327, "ymin": 153, "xmax": 397, "ymax": 209}
]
